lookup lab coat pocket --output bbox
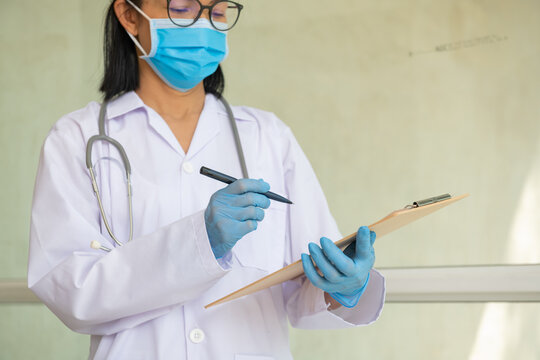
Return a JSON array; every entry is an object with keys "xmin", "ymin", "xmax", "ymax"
[
  {"xmin": 233, "ymin": 203, "xmax": 288, "ymax": 274},
  {"xmin": 235, "ymin": 355, "xmax": 275, "ymax": 360}
]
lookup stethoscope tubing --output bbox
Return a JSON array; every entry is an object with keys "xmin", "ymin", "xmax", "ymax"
[{"xmin": 86, "ymin": 96, "xmax": 246, "ymax": 252}]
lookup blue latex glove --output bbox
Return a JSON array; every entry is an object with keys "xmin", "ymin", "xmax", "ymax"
[
  {"xmin": 205, "ymin": 178, "xmax": 271, "ymax": 259},
  {"xmin": 301, "ymin": 226, "xmax": 376, "ymax": 308}
]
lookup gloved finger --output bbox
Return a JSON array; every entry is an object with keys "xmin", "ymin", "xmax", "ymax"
[
  {"xmin": 232, "ymin": 192, "xmax": 271, "ymax": 209},
  {"xmin": 355, "ymin": 226, "xmax": 372, "ymax": 260},
  {"xmin": 236, "ymin": 219, "xmax": 259, "ymax": 235},
  {"xmin": 370, "ymin": 230, "xmax": 376, "ymax": 246},
  {"xmin": 229, "ymin": 206, "xmax": 265, "ymax": 222},
  {"xmin": 301, "ymin": 253, "xmax": 332, "ymax": 293},
  {"xmin": 319, "ymin": 237, "xmax": 356, "ymax": 277},
  {"xmin": 225, "ymin": 179, "xmax": 270, "ymax": 196},
  {"xmin": 308, "ymin": 242, "xmax": 343, "ymax": 283}
]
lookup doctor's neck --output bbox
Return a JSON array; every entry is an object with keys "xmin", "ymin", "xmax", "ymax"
[{"xmin": 136, "ymin": 60, "xmax": 206, "ymax": 125}]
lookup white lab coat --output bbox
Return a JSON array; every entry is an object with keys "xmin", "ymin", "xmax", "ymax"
[{"xmin": 28, "ymin": 91, "xmax": 385, "ymax": 360}]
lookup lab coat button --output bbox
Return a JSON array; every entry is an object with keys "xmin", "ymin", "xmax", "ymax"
[
  {"xmin": 183, "ymin": 162, "xmax": 194, "ymax": 174},
  {"xmin": 189, "ymin": 328, "xmax": 205, "ymax": 344}
]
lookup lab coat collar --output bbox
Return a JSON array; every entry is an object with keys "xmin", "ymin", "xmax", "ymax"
[
  {"xmin": 183, "ymin": 93, "xmax": 221, "ymax": 159},
  {"xmin": 106, "ymin": 91, "xmax": 146, "ymax": 119},
  {"xmin": 106, "ymin": 91, "xmax": 257, "ymax": 123},
  {"xmin": 107, "ymin": 91, "xmax": 223, "ymax": 158},
  {"xmin": 214, "ymin": 98, "xmax": 256, "ymax": 122}
]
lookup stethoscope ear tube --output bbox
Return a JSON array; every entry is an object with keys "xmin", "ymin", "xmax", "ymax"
[
  {"xmin": 219, "ymin": 96, "xmax": 249, "ymax": 179},
  {"xmin": 86, "ymin": 135, "xmax": 132, "ymax": 177},
  {"xmin": 86, "ymin": 99, "xmax": 132, "ymax": 176}
]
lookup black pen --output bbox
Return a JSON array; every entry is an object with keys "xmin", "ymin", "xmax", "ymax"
[{"xmin": 200, "ymin": 166, "xmax": 293, "ymax": 205}]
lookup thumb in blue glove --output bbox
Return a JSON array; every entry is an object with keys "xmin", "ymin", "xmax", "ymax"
[
  {"xmin": 301, "ymin": 226, "xmax": 376, "ymax": 308},
  {"xmin": 205, "ymin": 178, "xmax": 271, "ymax": 259}
]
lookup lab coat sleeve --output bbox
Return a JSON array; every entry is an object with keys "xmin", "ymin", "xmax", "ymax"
[
  {"xmin": 27, "ymin": 127, "xmax": 230, "ymax": 335},
  {"xmin": 278, "ymin": 124, "xmax": 386, "ymax": 329}
]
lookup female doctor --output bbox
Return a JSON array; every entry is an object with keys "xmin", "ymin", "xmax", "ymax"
[{"xmin": 28, "ymin": 0, "xmax": 385, "ymax": 359}]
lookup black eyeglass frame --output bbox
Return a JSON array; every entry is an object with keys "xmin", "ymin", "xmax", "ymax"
[{"xmin": 166, "ymin": 0, "xmax": 244, "ymax": 31}]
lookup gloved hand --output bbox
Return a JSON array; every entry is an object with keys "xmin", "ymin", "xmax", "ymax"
[
  {"xmin": 301, "ymin": 226, "xmax": 376, "ymax": 308},
  {"xmin": 205, "ymin": 178, "xmax": 271, "ymax": 259}
]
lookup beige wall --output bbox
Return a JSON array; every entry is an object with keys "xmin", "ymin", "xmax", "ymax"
[{"xmin": 1, "ymin": 0, "xmax": 539, "ymax": 358}]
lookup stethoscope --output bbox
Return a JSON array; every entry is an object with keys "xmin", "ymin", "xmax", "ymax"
[{"xmin": 87, "ymin": 96, "xmax": 249, "ymax": 252}]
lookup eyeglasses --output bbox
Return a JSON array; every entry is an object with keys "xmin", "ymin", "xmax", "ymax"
[{"xmin": 167, "ymin": 0, "xmax": 244, "ymax": 31}]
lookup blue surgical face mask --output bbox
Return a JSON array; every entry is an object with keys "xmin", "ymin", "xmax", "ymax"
[{"xmin": 126, "ymin": 1, "xmax": 228, "ymax": 92}]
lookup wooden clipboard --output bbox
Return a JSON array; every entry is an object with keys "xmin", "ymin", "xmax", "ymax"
[{"xmin": 205, "ymin": 193, "xmax": 469, "ymax": 308}]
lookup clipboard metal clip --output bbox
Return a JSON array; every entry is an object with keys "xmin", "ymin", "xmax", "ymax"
[{"xmin": 404, "ymin": 193, "xmax": 452, "ymax": 209}]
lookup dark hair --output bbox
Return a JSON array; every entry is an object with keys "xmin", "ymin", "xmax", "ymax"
[{"xmin": 99, "ymin": 0, "xmax": 225, "ymax": 101}]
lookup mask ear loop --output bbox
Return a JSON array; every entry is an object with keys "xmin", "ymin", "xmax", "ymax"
[
  {"xmin": 125, "ymin": 0, "xmax": 151, "ymax": 56},
  {"xmin": 126, "ymin": 32, "xmax": 149, "ymax": 57}
]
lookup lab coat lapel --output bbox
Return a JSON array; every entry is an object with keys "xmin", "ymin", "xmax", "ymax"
[
  {"xmin": 143, "ymin": 94, "xmax": 221, "ymax": 158},
  {"xmin": 185, "ymin": 94, "xmax": 221, "ymax": 160},
  {"xmin": 108, "ymin": 91, "xmax": 221, "ymax": 159},
  {"xmin": 145, "ymin": 107, "xmax": 186, "ymax": 156},
  {"xmin": 107, "ymin": 92, "xmax": 185, "ymax": 156}
]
